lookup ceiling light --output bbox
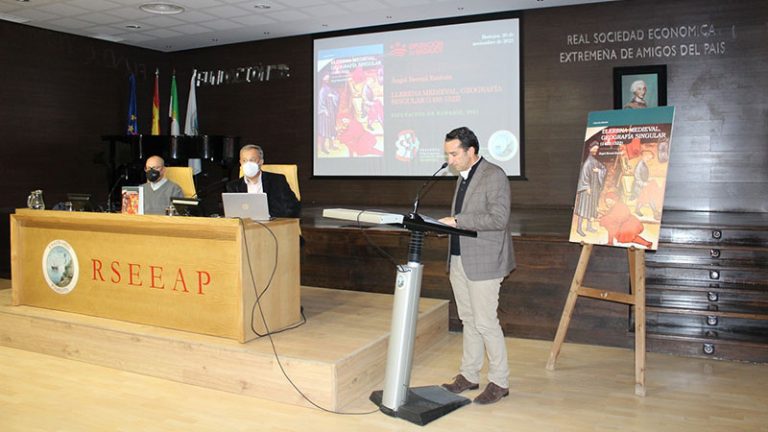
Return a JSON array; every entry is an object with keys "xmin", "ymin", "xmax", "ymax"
[
  {"xmin": 139, "ymin": 2, "xmax": 185, "ymax": 15},
  {"xmin": 93, "ymin": 34, "xmax": 125, "ymax": 43},
  {"xmin": 253, "ymin": 4, "xmax": 271, "ymax": 9},
  {"xmin": 125, "ymin": 24, "xmax": 142, "ymax": 29}
]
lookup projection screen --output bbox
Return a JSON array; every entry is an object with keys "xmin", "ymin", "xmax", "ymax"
[{"xmin": 313, "ymin": 16, "xmax": 522, "ymax": 177}]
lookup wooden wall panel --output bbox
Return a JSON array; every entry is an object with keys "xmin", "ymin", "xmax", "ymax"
[
  {"xmin": 3, "ymin": 0, "xmax": 764, "ymax": 215},
  {"xmin": 2, "ymin": 0, "xmax": 767, "ymax": 278},
  {"xmin": 301, "ymin": 226, "xmax": 635, "ymax": 348},
  {"xmin": 0, "ymin": 22, "xmax": 167, "ymax": 214},
  {"xmin": 168, "ymin": 37, "xmax": 314, "ymax": 189},
  {"xmin": 165, "ymin": 0, "xmax": 768, "ymax": 213},
  {"xmin": 520, "ymin": 0, "xmax": 768, "ymax": 212}
]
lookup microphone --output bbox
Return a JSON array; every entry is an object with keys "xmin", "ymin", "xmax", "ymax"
[
  {"xmin": 411, "ymin": 162, "xmax": 448, "ymax": 215},
  {"xmin": 106, "ymin": 169, "xmax": 128, "ymax": 212},
  {"xmin": 192, "ymin": 177, "xmax": 229, "ymax": 199}
]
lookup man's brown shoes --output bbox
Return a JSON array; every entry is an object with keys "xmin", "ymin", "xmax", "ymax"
[
  {"xmin": 473, "ymin": 382, "xmax": 509, "ymax": 405},
  {"xmin": 441, "ymin": 374, "xmax": 479, "ymax": 394},
  {"xmin": 443, "ymin": 376, "xmax": 509, "ymax": 404}
]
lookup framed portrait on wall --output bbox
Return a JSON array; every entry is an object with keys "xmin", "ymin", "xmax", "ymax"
[{"xmin": 613, "ymin": 65, "xmax": 667, "ymax": 110}]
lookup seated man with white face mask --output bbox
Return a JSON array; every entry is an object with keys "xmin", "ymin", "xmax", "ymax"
[
  {"xmin": 142, "ymin": 155, "xmax": 184, "ymax": 215},
  {"xmin": 225, "ymin": 144, "xmax": 301, "ymax": 218}
]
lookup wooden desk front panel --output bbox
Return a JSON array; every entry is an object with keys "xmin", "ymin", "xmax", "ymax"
[
  {"xmin": 240, "ymin": 218, "xmax": 301, "ymax": 338},
  {"xmin": 12, "ymin": 210, "xmax": 246, "ymax": 339}
]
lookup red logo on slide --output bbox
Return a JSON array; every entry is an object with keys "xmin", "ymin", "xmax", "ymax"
[
  {"xmin": 388, "ymin": 40, "xmax": 444, "ymax": 57},
  {"xmin": 389, "ymin": 42, "xmax": 407, "ymax": 57},
  {"xmin": 408, "ymin": 40, "xmax": 444, "ymax": 56}
]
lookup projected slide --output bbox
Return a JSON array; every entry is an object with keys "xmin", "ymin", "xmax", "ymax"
[{"xmin": 314, "ymin": 17, "xmax": 521, "ymax": 177}]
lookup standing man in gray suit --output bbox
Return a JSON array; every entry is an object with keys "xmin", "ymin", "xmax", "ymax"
[{"xmin": 438, "ymin": 126, "xmax": 516, "ymax": 405}]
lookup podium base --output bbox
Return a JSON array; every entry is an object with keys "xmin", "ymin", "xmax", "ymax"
[{"xmin": 369, "ymin": 386, "xmax": 471, "ymax": 426}]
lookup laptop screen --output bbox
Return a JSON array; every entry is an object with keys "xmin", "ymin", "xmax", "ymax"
[{"xmin": 222, "ymin": 192, "xmax": 271, "ymax": 221}]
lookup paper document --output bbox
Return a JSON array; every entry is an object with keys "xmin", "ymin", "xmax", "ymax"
[{"xmin": 418, "ymin": 214, "xmax": 448, "ymax": 226}]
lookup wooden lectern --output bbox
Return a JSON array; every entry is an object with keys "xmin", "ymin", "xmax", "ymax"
[{"xmin": 11, "ymin": 209, "xmax": 301, "ymax": 342}]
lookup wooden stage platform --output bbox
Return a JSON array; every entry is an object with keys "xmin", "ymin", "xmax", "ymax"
[{"xmin": 0, "ymin": 285, "xmax": 448, "ymax": 411}]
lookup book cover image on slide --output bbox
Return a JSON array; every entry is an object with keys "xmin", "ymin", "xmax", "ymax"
[
  {"xmin": 569, "ymin": 106, "xmax": 675, "ymax": 250},
  {"xmin": 316, "ymin": 44, "xmax": 384, "ymax": 159}
]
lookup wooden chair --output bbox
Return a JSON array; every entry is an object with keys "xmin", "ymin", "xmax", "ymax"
[
  {"xmin": 164, "ymin": 167, "xmax": 196, "ymax": 198},
  {"xmin": 262, "ymin": 164, "xmax": 301, "ymax": 201}
]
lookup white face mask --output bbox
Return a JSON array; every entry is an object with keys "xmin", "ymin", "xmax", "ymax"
[{"xmin": 243, "ymin": 161, "xmax": 261, "ymax": 178}]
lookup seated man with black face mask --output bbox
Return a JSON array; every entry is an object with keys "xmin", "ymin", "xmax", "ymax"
[{"xmin": 141, "ymin": 155, "xmax": 183, "ymax": 215}]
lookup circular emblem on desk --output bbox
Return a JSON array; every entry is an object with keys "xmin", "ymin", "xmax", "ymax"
[{"xmin": 42, "ymin": 240, "xmax": 79, "ymax": 294}]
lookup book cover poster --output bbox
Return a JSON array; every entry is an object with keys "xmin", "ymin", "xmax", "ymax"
[
  {"xmin": 569, "ymin": 106, "xmax": 675, "ymax": 250},
  {"xmin": 121, "ymin": 186, "xmax": 143, "ymax": 215},
  {"xmin": 316, "ymin": 44, "xmax": 384, "ymax": 159}
]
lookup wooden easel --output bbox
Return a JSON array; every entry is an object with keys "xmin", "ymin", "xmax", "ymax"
[{"xmin": 546, "ymin": 243, "xmax": 647, "ymax": 396}]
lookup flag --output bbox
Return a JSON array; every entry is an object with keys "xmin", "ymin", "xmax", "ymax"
[
  {"xmin": 169, "ymin": 72, "xmax": 180, "ymax": 136},
  {"xmin": 151, "ymin": 68, "xmax": 160, "ymax": 135},
  {"xmin": 126, "ymin": 74, "xmax": 138, "ymax": 135},
  {"xmin": 184, "ymin": 69, "xmax": 198, "ymax": 136}
]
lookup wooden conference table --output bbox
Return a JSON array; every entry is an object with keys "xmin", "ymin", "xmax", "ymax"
[{"xmin": 10, "ymin": 209, "xmax": 301, "ymax": 342}]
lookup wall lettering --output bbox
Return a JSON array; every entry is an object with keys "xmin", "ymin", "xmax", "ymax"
[
  {"xmin": 559, "ymin": 23, "xmax": 734, "ymax": 63},
  {"xmin": 195, "ymin": 63, "xmax": 291, "ymax": 87}
]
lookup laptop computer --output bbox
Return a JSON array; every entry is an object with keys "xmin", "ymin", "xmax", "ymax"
[{"xmin": 222, "ymin": 192, "xmax": 272, "ymax": 221}]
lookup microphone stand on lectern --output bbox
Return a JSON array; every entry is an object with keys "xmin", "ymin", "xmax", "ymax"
[{"xmin": 321, "ymin": 208, "xmax": 477, "ymax": 425}]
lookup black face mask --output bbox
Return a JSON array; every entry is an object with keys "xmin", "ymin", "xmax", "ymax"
[{"xmin": 146, "ymin": 169, "xmax": 161, "ymax": 182}]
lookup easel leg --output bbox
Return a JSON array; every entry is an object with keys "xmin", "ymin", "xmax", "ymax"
[
  {"xmin": 629, "ymin": 248, "xmax": 646, "ymax": 396},
  {"xmin": 547, "ymin": 244, "xmax": 593, "ymax": 370}
]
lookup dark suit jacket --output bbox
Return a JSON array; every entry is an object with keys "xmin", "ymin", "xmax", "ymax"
[{"xmin": 225, "ymin": 171, "xmax": 301, "ymax": 218}]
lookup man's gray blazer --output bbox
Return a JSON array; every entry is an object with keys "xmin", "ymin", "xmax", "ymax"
[{"xmin": 450, "ymin": 158, "xmax": 516, "ymax": 281}]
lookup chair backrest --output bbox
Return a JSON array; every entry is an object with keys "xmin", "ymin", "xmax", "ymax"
[
  {"xmin": 238, "ymin": 164, "xmax": 301, "ymax": 201},
  {"xmin": 164, "ymin": 166, "xmax": 196, "ymax": 198}
]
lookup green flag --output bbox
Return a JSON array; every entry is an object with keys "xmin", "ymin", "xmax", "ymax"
[{"xmin": 169, "ymin": 72, "xmax": 180, "ymax": 136}]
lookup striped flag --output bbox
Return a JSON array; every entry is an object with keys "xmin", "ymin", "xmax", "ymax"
[
  {"xmin": 184, "ymin": 69, "xmax": 198, "ymax": 136},
  {"xmin": 169, "ymin": 72, "xmax": 180, "ymax": 136},
  {"xmin": 126, "ymin": 74, "xmax": 138, "ymax": 135},
  {"xmin": 151, "ymin": 68, "xmax": 160, "ymax": 135}
]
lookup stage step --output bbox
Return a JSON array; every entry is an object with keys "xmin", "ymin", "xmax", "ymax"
[{"xmin": 0, "ymin": 286, "xmax": 448, "ymax": 410}]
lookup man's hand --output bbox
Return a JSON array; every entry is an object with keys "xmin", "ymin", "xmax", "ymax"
[{"xmin": 439, "ymin": 216, "xmax": 457, "ymax": 227}]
